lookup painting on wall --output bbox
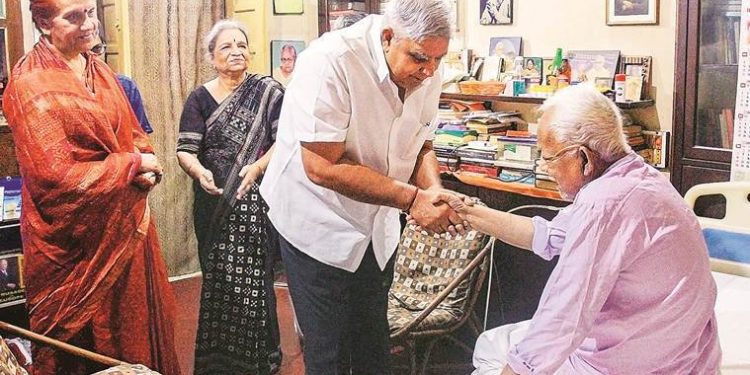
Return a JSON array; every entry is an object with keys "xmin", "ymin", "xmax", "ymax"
[
  {"xmin": 271, "ymin": 40, "xmax": 305, "ymax": 87},
  {"xmin": 0, "ymin": 0, "xmax": 5, "ymax": 19},
  {"xmin": 607, "ymin": 0, "xmax": 659, "ymax": 25},
  {"xmin": 480, "ymin": 0, "xmax": 512, "ymax": 25},
  {"xmin": 273, "ymin": 0, "xmax": 303, "ymax": 15}
]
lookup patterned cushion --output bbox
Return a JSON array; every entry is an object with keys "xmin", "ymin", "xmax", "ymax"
[
  {"xmin": 91, "ymin": 364, "xmax": 161, "ymax": 375},
  {"xmin": 0, "ymin": 336, "xmax": 28, "ymax": 375},
  {"xmin": 388, "ymin": 206, "xmax": 490, "ymax": 334}
]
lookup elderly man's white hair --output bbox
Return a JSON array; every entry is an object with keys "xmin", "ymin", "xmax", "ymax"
[
  {"xmin": 539, "ymin": 84, "xmax": 631, "ymax": 163},
  {"xmin": 204, "ymin": 19, "xmax": 249, "ymax": 60},
  {"xmin": 383, "ymin": 0, "xmax": 452, "ymax": 42}
]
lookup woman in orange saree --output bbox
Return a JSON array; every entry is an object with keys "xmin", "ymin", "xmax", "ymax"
[{"xmin": 1, "ymin": 1, "xmax": 180, "ymax": 374}]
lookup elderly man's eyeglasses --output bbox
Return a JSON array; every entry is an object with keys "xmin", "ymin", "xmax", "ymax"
[{"xmin": 538, "ymin": 143, "xmax": 582, "ymax": 171}]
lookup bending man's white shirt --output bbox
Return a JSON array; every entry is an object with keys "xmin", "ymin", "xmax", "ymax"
[
  {"xmin": 473, "ymin": 153, "xmax": 721, "ymax": 375},
  {"xmin": 259, "ymin": 15, "xmax": 441, "ymax": 272}
]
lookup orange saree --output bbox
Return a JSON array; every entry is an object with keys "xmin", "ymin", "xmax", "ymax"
[{"xmin": 2, "ymin": 38, "xmax": 180, "ymax": 375}]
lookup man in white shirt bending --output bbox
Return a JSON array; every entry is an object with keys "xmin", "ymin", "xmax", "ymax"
[{"xmin": 260, "ymin": 0, "xmax": 460, "ymax": 373}]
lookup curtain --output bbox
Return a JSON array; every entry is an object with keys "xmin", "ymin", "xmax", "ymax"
[{"xmin": 127, "ymin": 0, "xmax": 224, "ymax": 276}]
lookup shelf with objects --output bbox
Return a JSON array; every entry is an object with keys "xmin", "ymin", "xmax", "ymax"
[
  {"xmin": 435, "ymin": 91, "xmax": 662, "ymax": 204},
  {"xmin": 0, "ymin": 174, "xmax": 26, "ymax": 329},
  {"xmin": 435, "ymin": 47, "xmax": 668, "ymax": 211},
  {"xmin": 317, "ymin": 0, "xmax": 384, "ymax": 35},
  {"xmin": 671, "ymin": 0, "xmax": 739, "ymax": 195},
  {"xmin": 440, "ymin": 92, "xmax": 655, "ymax": 109},
  {"xmin": 0, "ymin": 0, "xmax": 30, "ymax": 330}
]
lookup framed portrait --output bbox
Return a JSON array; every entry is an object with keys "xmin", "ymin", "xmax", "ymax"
[
  {"xmin": 521, "ymin": 57, "xmax": 543, "ymax": 83},
  {"xmin": 271, "ymin": 40, "xmax": 305, "ymax": 87},
  {"xmin": 607, "ymin": 0, "xmax": 659, "ymax": 26},
  {"xmin": 619, "ymin": 55, "xmax": 652, "ymax": 98},
  {"xmin": 566, "ymin": 50, "xmax": 621, "ymax": 84},
  {"xmin": 480, "ymin": 0, "xmax": 512, "ymax": 25},
  {"xmin": 489, "ymin": 37, "xmax": 521, "ymax": 72},
  {"xmin": 273, "ymin": 0, "xmax": 303, "ymax": 15}
]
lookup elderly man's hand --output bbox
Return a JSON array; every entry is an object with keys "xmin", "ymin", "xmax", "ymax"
[{"xmin": 408, "ymin": 188, "xmax": 472, "ymax": 235}]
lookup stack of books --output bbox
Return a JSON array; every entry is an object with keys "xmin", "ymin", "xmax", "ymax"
[
  {"xmin": 455, "ymin": 141, "xmax": 499, "ymax": 177},
  {"xmin": 492, "ymin": 131, "xmax": 538, "ymax": 185},
  {"xmin": 464, "ymin": 111, "xmax": 523, "ymax": 141},
  {"xmin": 623, "ymin": 125, "xmax": 646, "ymax": 151}
]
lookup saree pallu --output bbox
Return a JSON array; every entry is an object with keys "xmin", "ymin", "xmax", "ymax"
[
  {"xmin": 2, "ymin": 38, "xmax": 180, "ymax": 375},
  {"xmin": 191, "ymin": 75, "xmax": 284, "ymax": 375}
]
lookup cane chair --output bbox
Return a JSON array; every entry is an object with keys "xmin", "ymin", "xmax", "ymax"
[{"xmin": 387, "ymin": 202, "xmax": 493, "ymax": 375}]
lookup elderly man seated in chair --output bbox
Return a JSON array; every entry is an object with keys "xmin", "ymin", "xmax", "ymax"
[{"xmin": 443, "ymin": 84, "xmax": 721, "ymax": 374}]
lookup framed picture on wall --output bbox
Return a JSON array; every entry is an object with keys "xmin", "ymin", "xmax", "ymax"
[
  {"xmin": 0, "ymin": 0, "xmax": 6, "ymax": 19},
  {"xmin": 271, "ymin": 40, "xmax": 305, "ymax": 87},
  {"xmin": 606, "ymin": 0, "xmax": 659, "ymax": 25},
  {"xmin": 480, "ymin": 0, "xmax": 512, "ymax": 25},
  {"xmin": 273, "ymin": 0, "xmax": 303, "ymax": 15}
]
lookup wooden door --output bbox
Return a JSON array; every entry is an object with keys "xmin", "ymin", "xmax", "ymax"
[
  {"xmin": 98, "ymin": 0, "xmax": 130, "ymax": 74},
  {"xmin": 227, "ymin": 0, "xmax": 268, "ymax": 74}
]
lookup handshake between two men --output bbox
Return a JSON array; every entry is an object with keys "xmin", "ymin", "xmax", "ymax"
[{"xmin": 405, "ymin": 187, "xmax": 474, "ymax": 236}]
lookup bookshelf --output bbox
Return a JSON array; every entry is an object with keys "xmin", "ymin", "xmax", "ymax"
[
  {"xmin": 440, "ymin": 92, "xmax": 656, "ymax": 109},
  {"xmin": 671, "ymin": 0, "xmax": 738, "ymax": 194},
  {"xmin": 442, "ymin": 172, "xmax": 563, "ymax": 201}
]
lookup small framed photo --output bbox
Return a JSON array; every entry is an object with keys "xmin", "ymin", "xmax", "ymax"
[
  {"xmin": 521, "ymin": 57, "xmax": 543, "ymax": 83},
  {"xmin": 619, "ymin": 55, "xmax": 652, "ymax": 98},
  {"xmin": 606, "ymin": 0, "xmax": 659, "ymax": 26},
  {"xmin": 273, "ymin": 0, "xmax": 303, "ymax": 15},
  {"xmin": 271, "ymin": 40, "xmax": 305, "ymax": 86},
  {"xmin": 480, "ymin": 0, "xmax": 512, "ymax": 25}
]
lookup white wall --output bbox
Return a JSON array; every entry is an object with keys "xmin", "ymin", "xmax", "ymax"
[
  {"xmin": 267, "ymin": 1, "xmax": 677, "ymax": 131},
  {"xmin": 459, "ymin": 0, "xmax": 677, "ymax": 131},
  {"xmin": 268, "ymin": 0, "xmax": 320, "ymax": 51}
]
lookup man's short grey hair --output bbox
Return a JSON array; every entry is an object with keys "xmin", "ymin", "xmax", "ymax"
[
  {"xmin": 205, "ymin": 19, "xmax": 249, "ymax": 59},
  {"xmin": 383, "ymin": 0, "xmax": 452, "ymax": 42},
  {"xmin": 539, "ymin": 84, "xmax": 631, "ymax": 162}
]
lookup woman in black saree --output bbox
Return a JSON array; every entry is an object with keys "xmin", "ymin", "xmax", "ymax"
[{"xmin": 176, "ymin": 19, "xmax": 284, "ymax": 375}]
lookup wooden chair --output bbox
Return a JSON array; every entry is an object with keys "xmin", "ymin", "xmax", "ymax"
[
  {"xmin": 0, "ymin": 321, "xmax": 160, "ymax": 375},
  {"xmin": 387, "ymin": 213, "xmax": 493, "ymax": 375}
]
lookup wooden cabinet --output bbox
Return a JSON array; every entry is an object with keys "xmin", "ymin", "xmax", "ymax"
[
  {"xmin": 317, "ymin": 0, "xmax": 384, "ymax": 35},
  {"xmin": 671, "ymin": 0, "xmax": 738, "ymax": 194}
]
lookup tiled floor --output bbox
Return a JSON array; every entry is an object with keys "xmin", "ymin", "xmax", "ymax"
[{"xmin": 172, "ymin": 276, "xmax": 472, "ymax": 375}]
